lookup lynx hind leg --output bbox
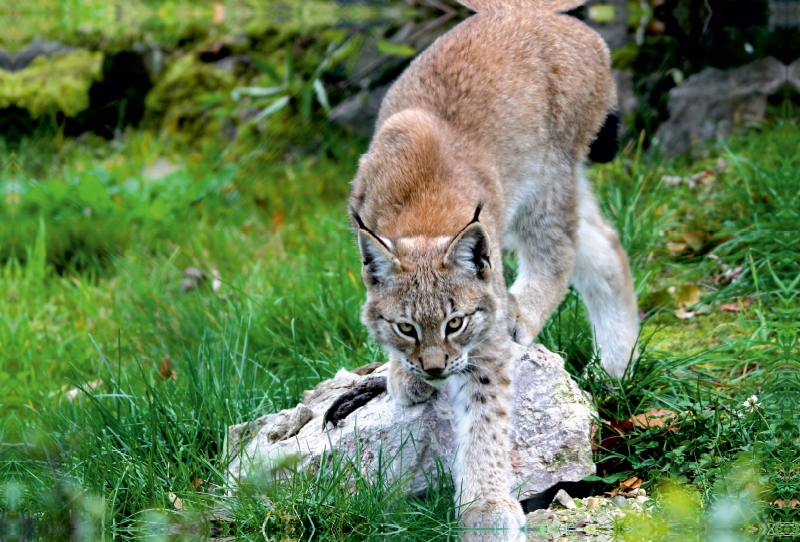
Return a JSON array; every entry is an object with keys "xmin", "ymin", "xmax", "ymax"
[
  {"xmin": 571, "ymin": 172, "xmax": 639, "ymax": 377},
  {"xmin": 507, "ymin": 170, "xmax": 578, "ymax": 347},
  {"xmin": 386, "ymin": 355, "xmax": 435, "ymax": 406}
]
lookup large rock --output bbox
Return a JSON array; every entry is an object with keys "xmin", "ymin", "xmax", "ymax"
[
  {"xmin": 653, "ymin": 57, "xmax": 790, "ymax": 155},
  {"xmin": 227, "ymin": 343, "xmax": 596, "ymax": 499}
]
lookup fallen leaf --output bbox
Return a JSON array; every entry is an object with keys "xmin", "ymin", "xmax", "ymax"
[
  {"xmin": 643, "ymin": 288, "xmax": 675, "ymax": 312},
  {"xmin": 681, "ymin": 230, "xmax": 707, "ymax": 252},
  {"xmin": 676, "ymin": 284, "xmax": 701, "ymax": 306},
  {"xmin": 620, "ymin": 476, "xmax": 643, "ymax": 491},
  {"xmin": 605, "ymin": 476, "xmax": 644, "ymax": 497},
  {"xmin": 630, "ymin": 408, "xmax": 680, "ymax": 430},
  {"xmin": 667, "ymin": 242, "xmax": 687, "ymax": 253},
  {"xmin": 158, "ymin": 354, "xmax": 177, "ymax": 380},
  {"xmin": 271, "ymin": 210, "xmax": 286, "ymax": 229},
  {"xmin": 719, "ymin": 299, "xmax": 750, "ymax": 312},
  {"xmin": 593, "ymin": 418, "xmax": 633, "ymax": 452},
  {"xmin": 691, "ymin": 170, "xmax": 716, "ymax": 186},
  {"xmin": 674, "ymin": 307, "xmax": 695, "ymax": 319},
  {"xmin": 212, "ymin": 2, "xmax": 224, "ymax": 24},
  {"xmin": 661, "ymin": 175, "xmax": 683, "ymax": 186}
]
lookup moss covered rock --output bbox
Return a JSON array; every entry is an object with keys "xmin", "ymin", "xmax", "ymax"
[
  {"xmin": 0, "ymin": 50, "xmax": 103, "ymax": 118},
  {"xmin": 144, "ymin": 54, "xmax": 236, "ymax": 144}
]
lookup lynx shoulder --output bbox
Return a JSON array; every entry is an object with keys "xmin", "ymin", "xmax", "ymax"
[{"xmin": 349, "ymin": 0, "xmax": 639, "ymax": 533}]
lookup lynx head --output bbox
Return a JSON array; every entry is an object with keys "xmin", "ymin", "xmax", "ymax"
[{"xmin": 355, "ymin": 207, "xmax": 500, "ymax": 385}]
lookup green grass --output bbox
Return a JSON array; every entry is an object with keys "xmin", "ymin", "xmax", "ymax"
[{"xmin": 1, "ymin": 115, "xmax": 798, "ymax": 540}]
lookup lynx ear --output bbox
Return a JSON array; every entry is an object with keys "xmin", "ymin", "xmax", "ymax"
[
  {"xmin": 358, "ymin": 229, "xmax": 400, "ymax": 287},
  {"xmin": 445, "ymin": 222, "xmax": 492, "ymax": 281}
]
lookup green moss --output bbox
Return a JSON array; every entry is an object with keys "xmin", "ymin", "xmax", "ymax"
[
  {"xmin": 642, "ymin": 311, "xmax": 740, "ymax": 354},
  {"xmin": 0, "ymin": 51, "xmax": 103, "ymax": 118},
  {"xmin": 144, "ymin": 55, "xmax": 236, "ymax": 144}
]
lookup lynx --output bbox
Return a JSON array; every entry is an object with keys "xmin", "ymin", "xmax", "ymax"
[{"xmin": 348, "ymin": 0, "xmax": 639, "ymax": 533}]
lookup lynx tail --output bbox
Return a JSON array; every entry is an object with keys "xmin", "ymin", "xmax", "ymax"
[{"xmin": 457, "ymin": 0, "xmax": 585, "ymax": 13}]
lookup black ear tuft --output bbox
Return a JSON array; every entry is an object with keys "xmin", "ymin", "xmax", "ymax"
[
  {"xmin": 470, "ymin": 202, "xmax": 484, "ymax": 224},
  {"xmin": 589, "ymin": 111, "xmax": 619, "ymax": 163},
  {"xmin": 351, "ymin": 207, "xmax": 367, "ymax": 230},
  {"xmin": 352, "ymin": 207, "xmax": 393, "ymax": 254},
  {"xmin": 357, "ymin": 229, "xmax": 399, "ymax": 287},
  {"xmin": 445, "ymin": 222, "xmax": 492, "ymax": 281}
]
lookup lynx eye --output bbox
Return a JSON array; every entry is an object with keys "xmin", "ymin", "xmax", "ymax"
[
  {"xmin": 445, "ymin": 316, "xmax": 465, "ymax": 334},
  {"xmin": 395, "ymin": 322, "xmax": 418, "ymax": 340}
]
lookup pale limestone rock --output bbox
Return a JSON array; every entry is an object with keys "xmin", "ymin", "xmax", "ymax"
[{"xmin": 228, "ymin": 343, "xmax": 596, "ymax": 499}]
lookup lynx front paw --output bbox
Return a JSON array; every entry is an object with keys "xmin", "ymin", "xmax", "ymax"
[
  {"xmin": 387, "ymin": 362, "xmax": 435, "ymax": 406},
  {"xmin": 510, "ymin": 319, "xmax": 535, "ymax": 347},
  {"xmin": 460, "ymin": 497, "xmax": 525, "ymax": 542},
  {"xmin": 508, "ymin": 294, "xmax": 536, "ymax": 346}
]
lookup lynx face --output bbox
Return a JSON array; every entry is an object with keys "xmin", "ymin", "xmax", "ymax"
[{"xmin": 357, "ymin": 219, "xmax": 500, "ymax": 384}]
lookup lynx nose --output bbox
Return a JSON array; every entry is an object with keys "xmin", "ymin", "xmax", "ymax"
[{"xmin": 424, "ymin": 367, "xmax": 444, "ymax": 377}]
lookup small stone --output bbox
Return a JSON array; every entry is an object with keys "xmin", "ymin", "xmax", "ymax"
[
  {"xmin": 143, "ymin": 158, "xmax": 179, "ymax": 180},
  {"xmin": 611, "ymin": 495, "xmax": 628, "ymax": 508},
  {"xmin": 181, "ymin": 267, "xmax": 205, "ymax": 292},
  {"xmin": 553, "ymin": 489, "xmax": 576, "ymax": 509},
  {"xmin": 638, "ymin": 488, "xmax": 647, "ymax": 498},
  {"xmin": 168, "ymin": 493, "xmax": 183, "ymax": 510},
  {"xmin": 635, "ymin": 495, "xmax": 649, "ymax": 504},
  {"xmin": 587, "ymin": 497, "xmax": 601, "ymax": 508},
  {"xmin": 184, "ymin": 267, "xmax": 204, "ymax": 280},
  {"xmin": 180, "ymin": 278, "xmax": 197, "ymax": 292}
]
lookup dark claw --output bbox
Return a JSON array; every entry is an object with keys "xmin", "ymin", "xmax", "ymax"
[{"xmin": 322, "ymin": 376, "xmax": 387, "ymax": 429}]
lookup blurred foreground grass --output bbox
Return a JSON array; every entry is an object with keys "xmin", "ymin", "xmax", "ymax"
[{"xmin": 0, "ymin": 116, "xmax": 797, "ymax": 539}]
